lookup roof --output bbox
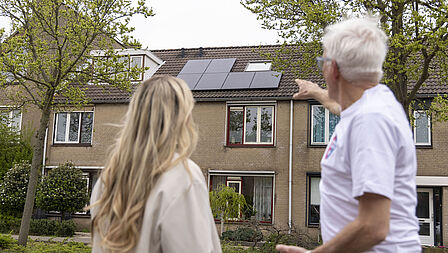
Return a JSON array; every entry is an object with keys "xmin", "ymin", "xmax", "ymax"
[
  {"xmin": 56, "ymin": 45, "xmax": 447, "ymax": 104},
  {"xmin": 152, "ymin": 45, "xmax": 312, "ymax": 101}
]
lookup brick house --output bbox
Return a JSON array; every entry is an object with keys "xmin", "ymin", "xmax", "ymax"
[{"xmin": 4, "ymin": 45, "xmax": 448, "ymax": 246}]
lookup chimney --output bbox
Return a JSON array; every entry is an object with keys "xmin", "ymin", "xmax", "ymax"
[
  {"xmin": 180, "ymin": 48, "xmax": 185, "ymax": 57},
  {"xmin": 198, "ymin": 47, "xmax": 204, "ymax": 57}
]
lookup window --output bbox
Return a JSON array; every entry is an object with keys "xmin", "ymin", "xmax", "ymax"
[
  {"xmin": 130, "ymin": 55, "xmax": 144, "ymax": 81},
  {"xmin": 75, "ymin": 170, "xmax": 100, "ymax": 215},
  {"xmin": 308, "ymin": 175, "xmax": 321, "ymax": 225},
  {"xmin": 54, "ymin": 112, "xmax": 93, "ymax": 144},
  {"xmin": 227, "ymin": 105, "xmax": 275, "ymax": 146},
  {"xmin": 0, "ymin": 108, "xmax": 22, "ymax": 131},
  {"xmin": 210, "ymin": 174, "xmax": 274, "ymax": 223},
  {"xmin": 245, "ymin": 62, "xmax": 272, "ymax": 72},
  {"xmin": 311, "ymin": 105, "xmax": 340, "ymax": 145},
  {"xmin": 414, "ymin": 110, "xmax": 431, "ymax": 146}
]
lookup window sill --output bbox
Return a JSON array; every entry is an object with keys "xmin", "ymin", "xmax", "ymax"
[
  {"xmin": 415, "ymin": 144, "xmax": 432, "ymax": 149},
  {"xmin": 308, "ymin": 144, "xmax": 328, "ymax": 148},
  {"xmin": 307, "ymin": 223, "xmax": 320, "ymax": 228},
  {"xmin": 225, "ymin": 144, "xmax": 276, "ymax": 148},
  {"xmin": 52, "ymin": 143, "xmax": 92, "ymax": 147}
]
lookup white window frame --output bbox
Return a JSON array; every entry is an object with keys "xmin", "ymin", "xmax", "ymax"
[
  {"xmin": 245, "ymin": 61, "xmax": 272, "ymax": 72},
  {"xmin": 130, "ymin": 55, "xmax": 144, "ymax": 81},
  {"xmin": 414, "ymin": 110, "xmax": 431, "ymax": 146},
  {"xmin": 227, "ymin": 104, "xmax": 275, "ymax": 145},
  {"xmin": 54, "ymin": 111, "xmax": 94, "ymax": 144},
  {"xmin": 0, "ymin": 107, "xmax": 22, "ymax": 131},
  {"xmin": 226, "ymin": 177, "xmax": 242, "ymax": 194},
  {"xmin": 311, "ymin": 105, "xmax": 338, "ymax": 145},
  {"xmin": 208, "ymin": 170, "xmax": 275, "ymax": 223}
]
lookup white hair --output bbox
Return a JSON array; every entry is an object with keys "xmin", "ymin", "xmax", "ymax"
[{"xmin": 322, "ymin": 17, "xmax": 388, "ymax": 83}]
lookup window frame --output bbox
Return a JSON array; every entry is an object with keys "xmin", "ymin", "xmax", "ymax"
[
  {"xmin": 309, "ymin": 104, "xmax": 339, "ymax": 146},
  {"xmin": 208, "ymin": 170, "xmax": 275, "ymax": 224},
  {"xmin": 53, "ymin": 111, "xmax": 94, "ymax": 145},
  {"xmin": 413, "ymin": 110, "xmax": 432, "ymax": 147},
  {"xmin": 0, "ymin": 107, "xmax": 22, "ymax": 131},
  {"xmin": 226, "ymin": 103, "xmax": 276, "ymax": 147},
  {"xmin": 244, "ymin": 61, "xmax": 272, "ymax": 72},
  {"xmin": 307, "ymin": 172, "xmax": 321, "ymax": 227},
  {"xmin": 130, "ymin": 55, "xmax": 145, "ymax": 82}
]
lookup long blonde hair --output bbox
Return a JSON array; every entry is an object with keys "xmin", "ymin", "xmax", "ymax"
[{"xmin": 87, "ymin": 75, "xmax": 198, "ymax": 252}]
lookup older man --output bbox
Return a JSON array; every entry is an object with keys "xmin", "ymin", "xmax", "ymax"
[{"xmin": 277, "ymin": 17, "xmax": 421, "ymax": 253}]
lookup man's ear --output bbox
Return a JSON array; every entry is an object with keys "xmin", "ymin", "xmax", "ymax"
[{"xmin": 331, "ymin": 60, "xmax": 339, "ymax": 80}]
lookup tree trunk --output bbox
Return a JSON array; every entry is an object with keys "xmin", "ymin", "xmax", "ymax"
[{"xmin": 18, "ymin": 100, "xmax": 51, "ymax": 246}]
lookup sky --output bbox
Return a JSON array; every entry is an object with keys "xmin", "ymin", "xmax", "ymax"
[
  {"xmin": 0, "ymin": 0, "xmax": 281, "ymax": 50},
  {"xmin": 129, "ymin": 0, "xmax": 281, "ymax": 50}
]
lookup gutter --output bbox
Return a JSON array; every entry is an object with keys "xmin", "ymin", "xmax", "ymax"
[{"xmin": 288, "ymin": 100, "xmax": 293, "ymax": 233}]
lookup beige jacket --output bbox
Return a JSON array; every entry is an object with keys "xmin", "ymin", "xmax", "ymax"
[{"xmin": 90, "ymin": 158, "xmax": 222, "ymax": 253}]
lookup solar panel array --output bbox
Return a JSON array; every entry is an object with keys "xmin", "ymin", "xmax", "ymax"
[{"xmin": 177, "ymin": 58, "xmax": 281, "ymax": 91}]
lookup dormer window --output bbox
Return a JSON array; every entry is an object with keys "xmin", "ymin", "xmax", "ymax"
[
  {"xmin": 130, "ymin": 55, "xmax": 144, "ymax": 81},
  {"xmin": 245, "ymin": 62, "xmax": 272, "ymax": 72}
]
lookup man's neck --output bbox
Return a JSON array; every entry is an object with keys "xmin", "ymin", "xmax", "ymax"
[{"xmin": 338, "ymin": 80, "xmax": 377, "ymax": 111}]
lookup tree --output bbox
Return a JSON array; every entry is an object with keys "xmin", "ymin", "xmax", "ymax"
[
  {"xmin": 0, "ymin": 113, "xmax": 33, "ymax": 179},
  {"xmin": 241, "ymin": 0, "xmax": 448, "ymax": 120},
  {"xmin": 209, "ymin": 185, "xmax": 248, "ymax": 237},
  {"xmin": 0, "ymin": 0, "xmax": 153, "ymax": 245},
  {"xmin": 0, "ymin": 162, "xmax": 33, "ymax": 217},
  {"xmin": 36, "ymin": 162, "xmax": 88, "ymax": 222}
]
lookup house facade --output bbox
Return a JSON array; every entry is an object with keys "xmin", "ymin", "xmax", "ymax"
[{"xmin": 4, "ymin": 45, "xmax": 448, "ymax": 246}]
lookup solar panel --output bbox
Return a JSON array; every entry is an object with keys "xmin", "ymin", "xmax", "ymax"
[
  {"xmin": 250, "ymin": 71, "xmax": 282, "ymax": 89},
  {"xmin": 194, "ymin": 73, "xmax": 228, "ymax": 90},
  {"xmin": 179, "ymin": 59, "xmax": 211, "ymax": 74},
  {"xmin": 221, "ymin": 72, "xmax": 254, "ymax": 89},
  {"xmin": 176, "ymin": 73, "xmax": 202, "ymax": 90},
  {"xmin": 205, "ymin": 58, "xmax": 236, "ymax": 73}
]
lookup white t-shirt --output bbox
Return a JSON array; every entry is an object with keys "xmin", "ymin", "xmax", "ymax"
[
  {"xmin": 320, "ymin": 84, "xmax": 421, "ymax": 252},
  {"xmin": 90, "ymin": 157, "xmax": 222, "ymax": 253}
]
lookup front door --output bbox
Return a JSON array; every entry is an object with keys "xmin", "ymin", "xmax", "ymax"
[{"xmin": 417, "ymin": 188, "xmax": 434, "ymax": 245}]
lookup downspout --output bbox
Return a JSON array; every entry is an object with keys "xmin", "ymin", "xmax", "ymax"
[
  {"xmin": 288, "ymin": 100, "xmax": 293, "ymax": 233},
  {"xmin": 41, "ymin": 128, "xmax": 48, "ymax": 177}
]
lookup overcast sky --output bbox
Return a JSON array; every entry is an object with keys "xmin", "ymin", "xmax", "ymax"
[
  {"xmin": 0, "ymin": 0, "xmax": 281, "ymax": 50},
  {"xmin": 130, "ymin": 0, "xmax": 281, "ymax": 50}
]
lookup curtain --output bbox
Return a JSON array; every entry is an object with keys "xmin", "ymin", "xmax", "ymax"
[{"xmin": 254, "ymin": 177, "xmax": 272, "ymax": 221}]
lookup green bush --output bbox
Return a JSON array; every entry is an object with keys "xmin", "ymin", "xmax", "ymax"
[
  {"xmin": 0, "ymin": 236, "xmax": 91, "ymax": 253},
  {"xmin": 0, "ymin": 215, "xmax": 75, "ymax": 237},
  {"xmin": 0, "ymin": 162, "xmax": 33, "ymax": 217},
  {"xmin": 0, "ymin": 233, "xmax": 16, "ymax": 249},
  {"xmin": 36, "ymin": 162, "xmax": 88, "ymax": 220},
  {"xmin": 29, "ymin": 219, "xmax": 76, "ymax": 237},
  {"xmin": 221, "ymin": 227, "xmax": 263, "ymax": 242},
  {"xmin": 0, "ymin": 214, "xmax": 21, "ymax": 234}
]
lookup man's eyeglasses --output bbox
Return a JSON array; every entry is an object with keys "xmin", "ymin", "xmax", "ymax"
[{"xmin": 316, "ymin": 57, "xmax": 333, "ymax": 71}]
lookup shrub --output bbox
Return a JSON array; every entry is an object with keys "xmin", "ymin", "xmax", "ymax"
[
  {"xmin": 29, "ymin": 219, "xmax": 76, "ymax": 237},
  {"xmin": 0, "ymin": 234, "xmax": 16, "ymax": 249},
  {"xmin": 36, "ymin": 162, "xmax": 88, "ymax": 221},
  {"xmin": 0, "ymin": 215, "xmax": 75, "ymax": 237},
  {"xmin": 0, "ymin": 162, "xmax": 33, "ymax": 217},
  {"xmin": 0, "ymin": 214, "xmax": 21, "ymax": 234},
  {"xmin": 2, "ymin": 240, "xmax": 91, "ymax": 253},
  {"xmin": 221, "ymin": 227, "xmax": 263, "ymax": 242}
]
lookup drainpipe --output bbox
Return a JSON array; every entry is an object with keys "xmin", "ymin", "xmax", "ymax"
[
  {"xmin": 288, "ymin": 100, "xmax": 294, "ymax": 233},
  {"xmin": 41, "ymin": 128, "xmax": 48, "ymax": 177}
]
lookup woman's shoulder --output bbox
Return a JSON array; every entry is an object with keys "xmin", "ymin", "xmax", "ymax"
[{"xmin": 166, "ymin": 157, "xmax": 205, "ymax": 186}]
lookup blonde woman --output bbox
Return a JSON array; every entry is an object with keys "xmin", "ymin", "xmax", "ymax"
[{"xmin": 87, "ymin": 75, "xmax": 222, "ymax": 253}]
